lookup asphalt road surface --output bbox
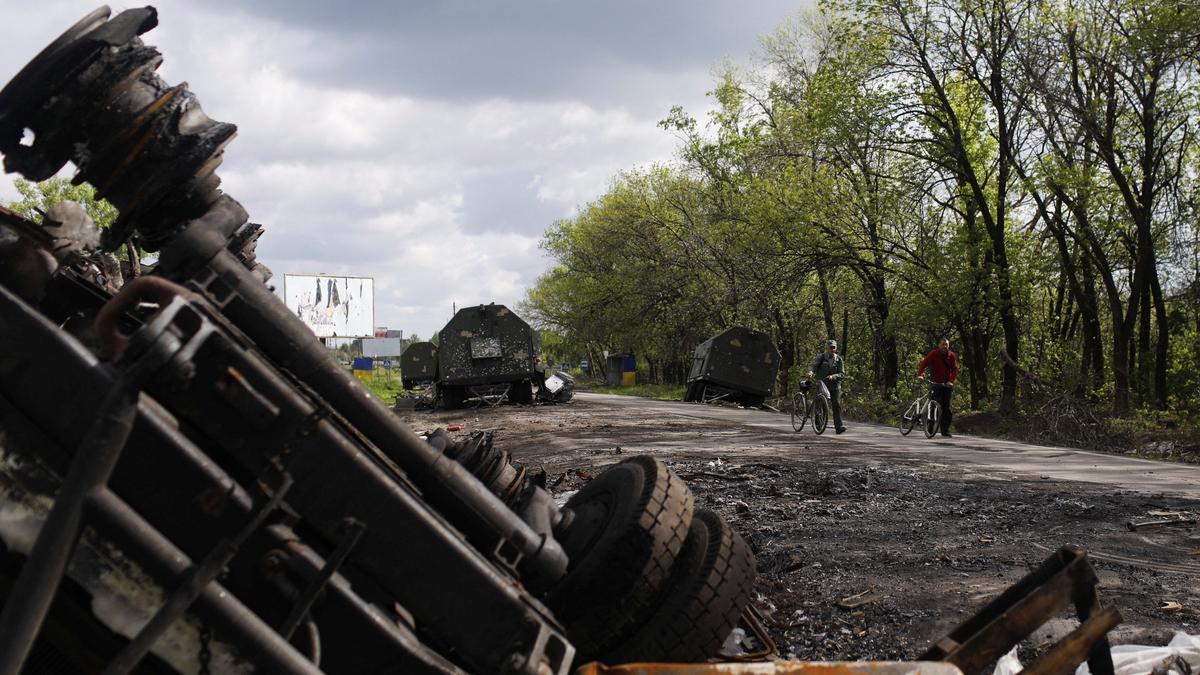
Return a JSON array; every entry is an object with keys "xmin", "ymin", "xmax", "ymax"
[{"xmin": 576, "ymin": 392, "xmax": 1200, "ymax": 499}]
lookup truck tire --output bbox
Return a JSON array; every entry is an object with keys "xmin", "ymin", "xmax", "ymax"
[
  {"xmin": 602, "ymin": 509, "xmax": 755, "ymax": 664},
  {"xmin": 546, "ymin": 456, "xmax": 694, "ymax": 661}
]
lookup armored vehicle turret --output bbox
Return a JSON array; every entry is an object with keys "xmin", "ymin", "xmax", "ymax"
[
  {"xmin": 437, "ymin": 303, "xmax": 538, "ymax": 408},
  {"xmin": 683, "ymin": 327, "xmax": 781, "ymax": 407}
]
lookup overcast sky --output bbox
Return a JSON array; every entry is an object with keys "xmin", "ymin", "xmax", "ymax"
[{"xmin": 0, "ymin": 1, "xmax": 806, "ymax": 339}]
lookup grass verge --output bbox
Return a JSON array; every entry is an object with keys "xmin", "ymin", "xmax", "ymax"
[{"xmin": 585, "ymin": 383, "xmax": 687, "ymax": 401}]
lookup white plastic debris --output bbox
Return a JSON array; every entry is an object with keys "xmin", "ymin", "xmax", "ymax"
[
  {"xmin": 992, "ymin": 646, "xmax": 1023, "ymax": 675},
  {"xmin": 1075, "ymin": 632, "xmax": 1200, "ymax": 675},
  {"xmin": 993, "ymin": 633, "xmax": 1200, "ymax": 675},
  {"xmin": 719, "ymin": 627, "xmax": 748, "ymax": 657}
]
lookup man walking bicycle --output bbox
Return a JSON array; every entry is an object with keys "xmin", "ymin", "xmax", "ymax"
[
  {"xmin": 807, "ymin": 339, "xmax": 847, "ymax": 434},
  {"xmin": 916, "ymin": 337, "xmax": 958, "ymax": 437}
]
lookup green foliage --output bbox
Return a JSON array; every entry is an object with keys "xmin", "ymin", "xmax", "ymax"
[
  {"xmin": 8, "ymin": 177, "xmax": 118, "ymax": 229},
  {"xmin": 523, "ymin": 0, "xmax": 1200, "ymax": 438},
  {"xmin": 587, "ymin": 383, "xmax": 688, "ymax": 401},
  {"xmin": 355, "ymin": 369, "xmax": 406, "ymax": 405}
]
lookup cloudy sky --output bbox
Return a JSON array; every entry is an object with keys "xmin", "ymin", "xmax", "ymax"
[{"xmin": 0, "ymin": 1, "xmax": 805, "ymax": 338}]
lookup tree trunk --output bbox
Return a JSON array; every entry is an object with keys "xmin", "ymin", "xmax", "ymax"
[
  {"xmin": 1138, "ymin": 283, "xmax": 1152, "ymax": 403},
  {"xmin": 818, "ymin": 267, "xmax": 835, "ymax": 341},
  {"xmin": 1079, "ymin": 255, "xmax": 1104, "ymax": 396},
  {"xmin": 1150, "ymin": 271, "xmax": 1168, "ymax": 409}
]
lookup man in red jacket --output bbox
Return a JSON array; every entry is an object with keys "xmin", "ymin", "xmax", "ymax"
[{"xmin": 917, "ymin": 337, "xmax": 959, "ymax": 437}]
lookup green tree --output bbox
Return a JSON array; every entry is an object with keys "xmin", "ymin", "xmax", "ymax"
[{"xmin": 8, "ymin": 177, "xmax": 118, "ymax": 229}]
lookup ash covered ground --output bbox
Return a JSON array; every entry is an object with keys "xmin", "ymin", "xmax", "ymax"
[{"xmin": 395, "ymin": 397, "xmax": 1200, "ymax": 662}]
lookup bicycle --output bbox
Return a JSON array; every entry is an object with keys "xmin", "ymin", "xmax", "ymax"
[
  {"xmin": 790, "ymin": 378, "xmax": 831, "ymax": 434},
  {"xmin": 899, "ymin": 382, "xmax": 949, "ymax": 438}
]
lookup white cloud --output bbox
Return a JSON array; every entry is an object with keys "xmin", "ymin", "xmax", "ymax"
[{"xmin": 0, "ymin": 0, "xmax": 802, "ymax": 339}]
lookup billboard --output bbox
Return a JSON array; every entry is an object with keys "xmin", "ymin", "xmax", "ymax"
[
  {"xmin": 284, "ymin": 274, "xmax": 374, "ymax": 338},
  {"xmin": 361, "ymin": 338, "xmax": 402, "ymax": 358}
]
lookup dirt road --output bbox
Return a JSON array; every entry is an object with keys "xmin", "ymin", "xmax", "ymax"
[
  {"xmin": 578, "ymin": 393, "xmax": 1200, "ymax": 499},
  {"xmin": 395, "ymin": 394, "xmax": 1200, "ymax": 663}
]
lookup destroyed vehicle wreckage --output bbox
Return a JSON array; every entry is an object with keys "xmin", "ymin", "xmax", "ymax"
[
  {"xmin": 431, "ymin": 303, "xmax": 574, "ymax": 409},
  {"xmin": 684, "ymin": 328, "xmax": 781, "ymax": 409},
  {"xmin": 400, "ymin": 307, "xmax": 574, "ymax": 409},
  {"xmin": 0, "ymin": 7, "xmax": 748, "ymax": 673},
  {"xmin": 0, "ymin": 7, "xmax": 1122, "ymax": 675}
]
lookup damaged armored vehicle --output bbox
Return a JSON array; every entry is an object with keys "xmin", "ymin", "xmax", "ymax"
[
  {"xmin": 0, "ymin": 7, "xmax": 754, "ymax": 674},
  {"xmin": 435, "ymin": 303, "xmax": 571, "ymax": 408},
  {"xmin": 683, "ymin": 327, "xmax": 781, "ymax": 408},
  {"xmin": 400, "ymin": 340, "xmax": 439, "ymax": 390}
]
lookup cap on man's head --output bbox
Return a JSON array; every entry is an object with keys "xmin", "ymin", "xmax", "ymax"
[{"xmin": 827, "ymin": 339, "xmax": 838, "ymax": 348}]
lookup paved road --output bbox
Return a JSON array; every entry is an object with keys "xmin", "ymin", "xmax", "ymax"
[{"xmin": 576, "ymin": 392, "xmax": 1200, "ymax": 499}]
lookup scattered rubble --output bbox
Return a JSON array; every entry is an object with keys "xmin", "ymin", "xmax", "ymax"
[{"xmin": 398, "ymin": 400, "xmax": 1200, "ymax": 664}]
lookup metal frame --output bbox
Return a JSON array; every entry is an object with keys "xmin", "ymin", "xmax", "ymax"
[{"xmin": 921, "ymin": 545, "xmax": 1118, "ymax": 675}]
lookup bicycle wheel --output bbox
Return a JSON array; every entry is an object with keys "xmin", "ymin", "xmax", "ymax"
[
  {"xmin": 790, "ymin": 392, "xmax": 807, "ymax": 432},
  {"xmin": 811, "ymin": 396, "xmax": 829, "ymax": 435},
  {"xmin": 924, "ymin": 400, "xmax": 941, "ymax": 438},
  {"xmin": 899, "ymin": 401, "xmax": 918, "ymax": 436}
]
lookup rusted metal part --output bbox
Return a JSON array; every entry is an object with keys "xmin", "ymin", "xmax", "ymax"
[
  {"xmin": 723, "ymin": 604, "xmax": 779, "ymax": 662},
  {"xmin": 920, "ymin": 545, "xmax": 1118, "ymax": 675},
  {"xmin": 575, "ymin": 663, "xmax": 963, "ymax": 674},
  {"xmin": 93, "ymin": 275, "xmax": 195, "ymax": 359}
]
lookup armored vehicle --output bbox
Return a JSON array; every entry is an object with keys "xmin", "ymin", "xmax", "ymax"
[
  {"xmin": 683, "ymin": 327, "xmax": 781, "ymax": 408},
  {"xmin": 437, "ymin": 303, "xmax": 539, "ymax": 408},
  {"xmin": 401, "ymin": 340, "xmax": 439, "ymax": 389}
]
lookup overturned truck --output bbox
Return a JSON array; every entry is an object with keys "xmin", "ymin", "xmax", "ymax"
[
  {"xmin": 0, "ymin": 8, "xmax": 750, "ymax": 674},
  {"xmin": 683, "ymin": 327, "xmax": 781, "ymax": 408}
]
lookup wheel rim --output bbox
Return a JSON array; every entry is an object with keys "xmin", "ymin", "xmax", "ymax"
[
  {"xmin": 813, "ymin": 398, "xmax": 828, "ymax": 434},
  {"xmin": 925, "ymin": 402, "xmax": 939, "ymax": 438},
  {"xmin": 791, "ymin": 394, "xmax": 805, "ymax": 431},
  {"xmin": 900, "ymin": 403, "xmax": 916, "ymax": 435}
]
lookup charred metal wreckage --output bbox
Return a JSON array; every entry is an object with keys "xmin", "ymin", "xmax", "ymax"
[
  {"xmin": 0, "ymin": 7, "xmax": 751, "ymax": 674},
  {"xmin": 401, "ymin": 304, "xmax": 575, "ymax": 409},
  {"xmin": 0, "ymin": 7, "xmax": 1123, "ymax": 675}
]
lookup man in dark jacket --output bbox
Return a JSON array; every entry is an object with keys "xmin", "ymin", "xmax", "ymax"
[
  {"xmin": 807, "ymin": 339, "xmax": 846, "ymax": 434},
  {"xmin": 917, "ymin": 337, "xmax": 959, "ymax": 437}
]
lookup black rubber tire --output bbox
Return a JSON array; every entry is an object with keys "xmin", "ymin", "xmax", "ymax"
[
  {"xmin": 790, "ymin": 392, "xmax": 807, "ymax": 432},
  {"xmin": 812, "ymin": 396, "xmax": 829, "ymax": 435},
  {"xmin": 924, "ymin": 400, "xmax": 941, "ymax": 438},
  {"xmin": 545, "ymin": 456, "xmax": 695, "ymax": 661},
  {"xmin": 510, "ymin": 380, "xmax": 533, "ymax": 404},
  {"xmin": 899, "ymin": 402, "xmax": 917, "ymax": 436},
  {"xmin": 602, "ymin": 509, "xmax": 755, "ymax": 664}
]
